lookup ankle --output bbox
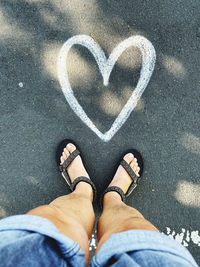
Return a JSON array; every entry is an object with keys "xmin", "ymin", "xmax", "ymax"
[
  {"xmin": 74, "ymin": 182, "xmax": 93, "ymax": 202},
  {"xmin": 103, "ymin": 191, "xmax": 123, "ymax": 208}
]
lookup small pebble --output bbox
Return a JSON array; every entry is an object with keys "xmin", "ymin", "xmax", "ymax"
[{"xmin": 18, "ymin": 82, "xmax": 23, "ymax": 88}]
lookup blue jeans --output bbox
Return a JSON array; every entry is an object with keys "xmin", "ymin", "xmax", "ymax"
[{"xmin": 0, "ymin": 215, "xmax": 198, "ymax": 266}]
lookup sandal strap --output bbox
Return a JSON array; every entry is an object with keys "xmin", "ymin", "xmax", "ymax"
[
  {"xmin": 59, "ymin": 149, "xmax": 81, "ymax": 186},
  {"xmin": 100, "ymin": 158, "xmax": 142, "ymax": 208},
  {"xmin": 61, "ymin": 149, "xmax": 80, "ymax": 169},
  {"xmin": 58, "ymin": 146, "xmax": 97, "ymax": 201},
  {"xmin": 101, "ymin": 186, "xmax": 126, "ymax": 208},
  {"xmin": 120, "ymin": 159, "xmax": 140, "ymax": 197},
  {"xmin": 62, "ymin": 167, "xmax": 72, "ymax": 186},
  {"xmin": 71, "ymin": 176, "xmax": 97, "ymax": 201},
  {"xmin": 120, "ymin": 159, "xmax": 138, "ymax": 183}
]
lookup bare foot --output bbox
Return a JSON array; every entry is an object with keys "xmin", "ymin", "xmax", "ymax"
[
  {"xmin": 60, "ymin": 143, "xmax": 93, "ymax": 200},
  {"xmin": 108, "ymin": 153, "xmax": 140, "ymax": 195}
]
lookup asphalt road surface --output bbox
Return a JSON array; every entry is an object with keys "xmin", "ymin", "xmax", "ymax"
[{"xmin": 0, "ymin": 0, "xmax": 200, "ymax": 264}]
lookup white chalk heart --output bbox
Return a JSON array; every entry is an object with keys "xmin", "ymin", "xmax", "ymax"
[{"xmin": 57, "ymin": 35, "xmax": 156, "ymax": 142}]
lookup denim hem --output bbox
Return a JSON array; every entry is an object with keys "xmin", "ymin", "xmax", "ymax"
[
  {"xmin": 0, "ymin": 214, "xmax": 82, "ymax": 258},
  {"xmin": 91, "ymin": 230, "xmax": 198, "ymax": 267}
]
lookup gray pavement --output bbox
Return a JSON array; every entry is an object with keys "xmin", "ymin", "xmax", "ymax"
[{"xmin": 0, "ymin": 0, "xmax": 200, "ymax": 264}]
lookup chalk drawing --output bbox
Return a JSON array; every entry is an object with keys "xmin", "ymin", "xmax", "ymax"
[
  {"xmin": 166, "ymin": 227, "xmax": 200, "ymax": 247},
  {"xmin": 57, "ymin": 35, "xmax": 156, "ymax": 142},
  {"xmin": 89, "ymin": 228, "xmax": 200, "ymax": 251}
]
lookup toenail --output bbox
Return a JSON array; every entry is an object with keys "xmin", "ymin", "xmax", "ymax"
[
  {"xmin": 128, "ymin": 153, "xmax": 134, "ymax": 158},
  {"xmin": 67, "ymin": 143, "xmax": 72, "ymax": 148}
]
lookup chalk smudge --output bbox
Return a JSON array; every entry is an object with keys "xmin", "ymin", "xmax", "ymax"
[
  {"xmin": 166, "ymin": 227, "xmax": 200, "ymax": 247},
  {"xmin": 89, "ymin": 234, "xmax": 97, "ymax": 251}
]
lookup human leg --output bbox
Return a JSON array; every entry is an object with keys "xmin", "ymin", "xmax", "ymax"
[
  {"xmin": 27, "ymin": 143, "xmax": 95, "ymax": 264},
  {"xmin": 96, "ymin": 153, "xmax": 158, "ymax": 253}
]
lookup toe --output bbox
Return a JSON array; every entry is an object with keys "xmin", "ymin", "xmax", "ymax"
[
  {"xmin": 123, "ymin": 153, "xmax": 134, "ymax": 164},
  {"xmin": 123, "ymin": 153, "xmax": 140, "ymax": 177},
  {"xmin": 60, "ymin": 155, "xmax": 65, "ymax": 164},
  {"xmin": 66, "ymin": 143, "xmax": 76, "ymax": 153},
  {"xmin": 64, "ymin": 147, "xmax": 70, "ymax": 157},
  {"xmin": 130, "ymin": 159, "xmax": 140, "ymax": 177},
  {"xmin": 60, "ymin": 146, "xmax": 70, "ymax": 164}
]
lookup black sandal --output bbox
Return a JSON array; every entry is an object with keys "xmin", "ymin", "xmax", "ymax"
[
  {"xmin": 101, "ymin": 149, "xmax": 144, "ymax": 207},
  {"xmin": 56, "ymin": 139, "xmax": 97, "ymax": 201}
]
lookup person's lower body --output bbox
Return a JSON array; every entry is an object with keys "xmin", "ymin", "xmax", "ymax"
[
  {"xmin": 0, "ymin": 141, "xmax": 197, "ymax": 266},
  {"xmin": 27, "ymin": 142, "xmax": 158, "ymax": 265}
]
